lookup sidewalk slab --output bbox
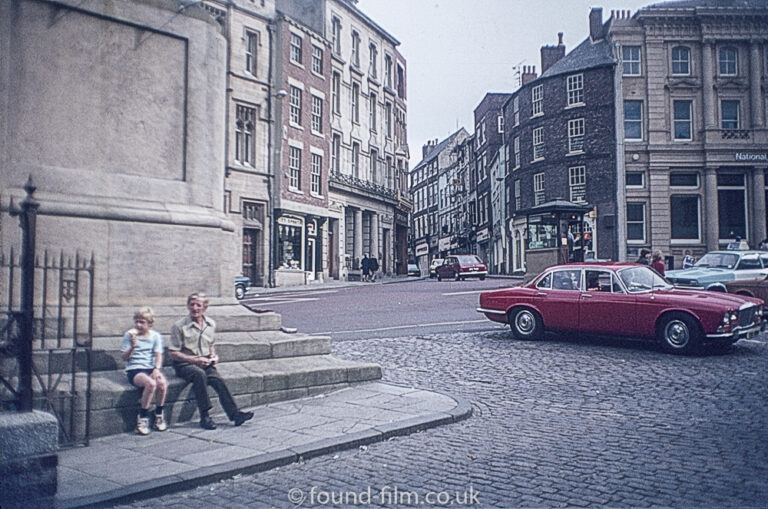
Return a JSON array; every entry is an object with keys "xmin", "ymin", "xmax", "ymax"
[{"xmin": 55, "ymin": 382, "xmax": 471, "ymax": 508}]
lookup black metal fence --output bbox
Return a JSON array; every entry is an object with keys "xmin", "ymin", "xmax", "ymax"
[{"xmin": 0, "ymin": 180, "xmax": 94, "ymax": 447}]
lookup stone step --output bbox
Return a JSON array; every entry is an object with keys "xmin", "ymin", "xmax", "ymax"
[
  {"xmin": 83, "ymin": 355, "xmax": 382, "ymax": 438},
  {"xmin": 17, "ymin": 331, "xmax": 332, "ymax": 373}
]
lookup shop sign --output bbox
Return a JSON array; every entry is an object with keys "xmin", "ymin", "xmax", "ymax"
[
  {"xmin": 438, "ymin": 237, "xmax": 451, "ymax": 251},
  {"xmin": 278, "ymin": 215, "xmax": 303, "ymax": 227},
  {"xmin": 415, "ymin": 243, "xmax": 429, "ymax": 256},
  {"xmin": 734, "ymin": 152, "xmax": 767, "ymax": 162},
  {"xmin": 476, "ymin": 228, "xmax": 489, "ymax": 243}
]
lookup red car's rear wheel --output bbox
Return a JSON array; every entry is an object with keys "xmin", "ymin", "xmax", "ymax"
[{"xmin": 509, "ymin": 307, "xmax": 543, "ymax": 340}]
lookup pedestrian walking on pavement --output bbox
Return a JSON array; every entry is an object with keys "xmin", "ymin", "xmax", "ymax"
[
  {"xmin": 121, "ymin": 307, "xmax": 168, "ymax": 435},
  {"xmin": 169, "ymin": 293, "xmax": 254, "ymax": 430},
  {"xmin": 369, "ymin": 254, "xmax": 379, "ymax": 282},
  {"xmin": 361, "ymin": 254, "xmax": 370, "ymax": 282},
  {"xmin": 651, "ymin": 250, "xmax": 666, "ymax": 276}
]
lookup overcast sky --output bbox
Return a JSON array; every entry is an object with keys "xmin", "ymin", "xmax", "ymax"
[{"xmin": 356, "ymin": 0, "xmax": 653, "ymax": 167}]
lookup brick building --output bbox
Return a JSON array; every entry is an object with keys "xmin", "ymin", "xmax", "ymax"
[{"xmin": 502, "ymin": 20, "xmax": 620, "ymax": 275}]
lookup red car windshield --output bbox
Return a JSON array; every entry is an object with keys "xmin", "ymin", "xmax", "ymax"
[
  {"xmin": 456, "ymin": 255, "xmax": 482, "ymax": 264},
  {"xmin": 618, "ymin": 266, "xmax": 672, "ymax": 293}
]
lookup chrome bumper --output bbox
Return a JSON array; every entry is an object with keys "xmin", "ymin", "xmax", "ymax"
[
  {"xmin": 706, "ymin": 322, "xmax": 763, "ymax": 341},
  {"xmin": 477, "ymin": 307, "xmax": 506, "ymax": 315}
]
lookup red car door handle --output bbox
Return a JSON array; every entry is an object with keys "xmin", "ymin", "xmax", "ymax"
[
  {"xmin": 536, "ymin": 291, "xmax": 547, "ymax": 296},
  {"xmin": 581, "ymin": 294, "xmax": 592, "ymax": 298}
]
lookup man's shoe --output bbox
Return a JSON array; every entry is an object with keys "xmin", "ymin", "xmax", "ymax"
[
  {"xmin": 200, "ymin": 415, "xmax": 217, "ymax": 430},
  {"xmin": 153, "ymin": 412, "xmax": 167, "ymax": 431},
  {"xmin": 137, "ymin": 416, "xmax": 150, "ymax": 435},
  {"xmin": 234, "ymin": 410, "xmax": 254, "ymax": 426}
]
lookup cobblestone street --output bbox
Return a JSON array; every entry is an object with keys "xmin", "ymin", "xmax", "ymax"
[{"xmin": 116, "ymin": 331, "xmax": 768, "ymax": 508}]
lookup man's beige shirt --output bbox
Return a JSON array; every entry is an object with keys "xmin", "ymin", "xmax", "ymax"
[{"xmin": 169, "ymin": 315, "xmax": 216, "ymax": 357}]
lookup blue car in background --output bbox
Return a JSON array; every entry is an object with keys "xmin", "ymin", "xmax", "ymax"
[
  {"xmin": 666, "ymin": 250, "xmax": 768, "ymax": 291},
  {"xmin": 235, "ymin": 275, "xmax": 250, "ymax": 300}
]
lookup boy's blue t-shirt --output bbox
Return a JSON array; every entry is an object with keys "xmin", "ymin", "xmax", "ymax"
[{"xmin": 121, "ymin": 330, "xmax": 163, "ymax": 371}]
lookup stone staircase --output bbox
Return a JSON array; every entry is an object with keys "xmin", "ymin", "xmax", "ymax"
[{"xmin": 73, "ymin": 307, "xmax": 381, "ymax": 439}]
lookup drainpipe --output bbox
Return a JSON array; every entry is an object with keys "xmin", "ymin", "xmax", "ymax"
[
  {"xmin": 613, "ymin": 41, "xmax": 627, "ymax": 262},
  {"xmin": 266, "ymin": 24, "xmax": 276, "ymax": 287}
]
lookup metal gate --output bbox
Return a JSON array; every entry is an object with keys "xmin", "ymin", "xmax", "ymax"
[{"xmin": 0, "ymin": 180, "xmax": 94, "ymax": 448}]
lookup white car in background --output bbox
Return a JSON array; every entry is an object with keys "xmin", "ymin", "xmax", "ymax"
[{"xmin": 429, "ymin": 259, "xmax": 444, "ymax": 278}]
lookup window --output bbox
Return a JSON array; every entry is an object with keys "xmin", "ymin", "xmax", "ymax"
[
  {"xmin": 351, "ymin": 82, "xmax": 360, "ymax": 123},
  {"xmin": 718, "ymin": 173, "xmax": 746, "ymax": 240},
  {"xmin": 290, "ymin": 33, "xmax": 302, "ymax": 65},
  {"xmin": 551, "ymin": 270, "xmax": 581, "ymax": 291},
  {"xmin": 721, "ymin": 100, "xmax": 740, "ymax": 130},
  {"xmin": 386, "ymin": 156, "xmax": 393, "ymax": 188},
  {"xmin": 533, "ymin": 172, "xmax": 545, "ymax": 205},
  {"xmin": 514, "ymin": 179, "xmax": 521, "ymax": 209},
  {"xmin": 671, "ymin": 46, "xmax": 690, "ymax": 75},
  {"xmin": 673, "ymin": 100, "xmax": 692, "ymax": 140},
  {"xmin": 622, "ymin": 46, "xmax": 641, "ymax": 76},
  {"xmin": 352, "ymin": 142, "xmax": 360, "ymax": 178},
  {"xmin": 626, "ymin": 203, "xmax": 645, "ymax": 242},
  {"xmin": 397, "ymin": 64, "xmax": 405, "ymax": 98},
  {"xmin": 626, "ymin": 171, "xmax": 644, "ymax": 187},
  {"xmin": 311, "ymin": 46, "xmax": 323, "ymax": 75},
  {"xmin": 235, "ymin": 105, "xmax": 255, "ymax": 165},
  {"xmin": 513, "ymin": 96, "xmax": 519, "ymax": 126},
  {"xmin": 513, "ymin": 136, "xmax": 520, "ymax": 169},
  {"xmin": 567, "ymin": 74, "xmax": 584, "ymax": 105},
  {"xmin": 533, "ymin": 127, "xmax": 544, "ymax": 160},
  {"xmin": 331, "ymin": 134, "xmax": 340, "ymax": 173},
  {"xmin": 311, "ymin": 95, "xmax": 323, "ymax": 133},
  {"xmin": 719, "ymin": 47, "xmax": 738, "ymax": 76},
  {"xmin": 385, "ymin": 102, "xmax": 392, "ymax": 138},
  {"xmin": 370, "ymin": 148, "xmax": 377, "ymax": 182},
  {"xmin": 289, "ymin": 146, "xmax": 301, "ymax": 190},
  {"xmin": 289, "ymin": 86, "xmax": 302, "ymax": 126},
  {"xmin": 351, "ymin": 31, "xmax": 360, "ymax": 68},
  {"xmin": 670, "ymin": 172, "xmax": 699, "ymax": 188},
  {"xmin": 624, "ymin": 101, "xmax": 643, "ymax": 140},
  {"xmin": 532, "ymin": 85, "xmax": 543, "ymax": 116},
  {"xmin": 369, "ymin": 93, "xmax": 377, "ymax": 131},
  {"xmin": 245, "ymin": 31, "xmax": 258, "ymax": 75},
  {"xmin": 497, "ymin": 115, "xmax": 504, "ymax": 133},
  {"xmin": 384, "ymin": 55, "xmax": 393, "ymax": 88},
  {"xmin": 568, "ymin": 118, "xmax": 585, "ymax": 153},
  {"xmin": 311, "ymin": 153, "xmax": 321, "ymax": 195},
  {"xmin": 331, "ymin": 17, "xmax": 341, "ymax": 56},
  {"xmin": 569, "ymin": 166, "xmax": 586, "ymax": 203},
  {"xmin": 670, "ymin": 195, "xmax": 699, "ymax": 240},
  {"xmin": 331, "ymin": 72, "xmax": 340, "ymax": 114},
  {"xmin": 369, "ymin": 43, "xmax": 377, "ymax": 79}
]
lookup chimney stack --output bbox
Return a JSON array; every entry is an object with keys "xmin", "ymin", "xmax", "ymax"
[
  {"xmin": 589, "ymin": 7, "xmax": 603, "ymax": 40},
  {"xmin": 540, "ymin": 33, "xmax": 566, "ymax": 74},
  {"xmin": 522, "ymin": 65, "xmax": 538, "ymax": 85}
]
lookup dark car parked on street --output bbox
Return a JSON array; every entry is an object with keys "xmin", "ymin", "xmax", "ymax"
[
  {"xmin": 477, "ymin": 263, "xmax": 764, "ymax": 354},
  {"xmin": 436, "ymin": 255, "xmax": 488, "ymax": 281},
  {"xmin": 235, "ymin": 275, "xmax": 250, "ymax": 300}
]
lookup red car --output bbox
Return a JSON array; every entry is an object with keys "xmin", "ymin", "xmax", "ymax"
[
  {"xmin": 477, "ymin": 263, "xmax": 764, "ymax": 354},
  {"xmin": 435, "ymin": 255, "xmax": 488, "ymax": 281}
]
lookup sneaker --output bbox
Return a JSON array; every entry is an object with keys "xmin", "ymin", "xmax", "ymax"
[
  {"xmin": 233, "ymin": 410, "xmax": 254, "ymax": 427},
  {"xmin": 137, "ymin": 416, "xmax": 150, "ymax": 435},
  {"xmin": 153, "ymin": 412, "xmax": 167, "ymax": 431}
]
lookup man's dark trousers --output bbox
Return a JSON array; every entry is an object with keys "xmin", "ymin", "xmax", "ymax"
[{"xmin": 174, "ymin": 362, "xmax": 239, "ymax": 420}]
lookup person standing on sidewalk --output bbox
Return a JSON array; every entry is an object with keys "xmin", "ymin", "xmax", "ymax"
[
  {"xmin": 651, "ymin": 250, "xmax": 666, "ymax": 276},
  {"xmin": 169, "ymin": 293, "xmax": 254, "ymax": 430},
  {"xmin": 361, "ymin": 254, "xmax": 370, "ymax": 282},
  {"xmin": 369, "ymin": 254, "xmax": 379, "ymax": 282},
  {"xmin": 121, "ymin": 307, "xmax": 168, "ymax": 435}
]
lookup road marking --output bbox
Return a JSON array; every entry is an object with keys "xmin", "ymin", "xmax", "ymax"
[
  {"xmin": 442, "ymin": 290, "xmax": 490, "ymax": 296},
  {"xmin": 315, "ymin": 319, "xmax": 489, "ymax": 335},
  {"xmin": 244, "ymin": 297, "xmax": 321, "ymax": 305}
]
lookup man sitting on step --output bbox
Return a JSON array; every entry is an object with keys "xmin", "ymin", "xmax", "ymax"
[{"xmin": 169, "ymin": 292, "xmax": 254, "ymax": 430}]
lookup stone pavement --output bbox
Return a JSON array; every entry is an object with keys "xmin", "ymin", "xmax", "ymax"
[{"xmin": 56, "ymin": 382, "xmax": 471, "ymax": 508}]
